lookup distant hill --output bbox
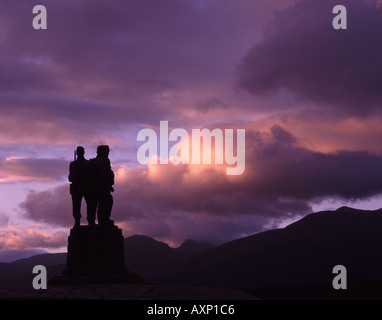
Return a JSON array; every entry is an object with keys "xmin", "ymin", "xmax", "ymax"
[
  {"xmin": 0, "ymin": 249, "xmax": 46, "ymax": 263},
  {"xmin": 0, "ymin": 253, "xmax": 67, "ymax": 289},
  {"xmin": 123, "ymin": 235, "xmax": 214, "ymax": 283},
  {"xmin": 176, "ymin": 239, "xmax": 214, "ymax": 259},
  {"xmin": 123, "ymin": 235, "xmax": 184, "ymax": 282},
  {"xmin": 0, "ymin": 235, "xmax": 214, "ymax": 290},
  {"xmin": 12, "ymin": 253, "xmax": 67, "ymax": 269},
  {"xmin": 175, "ymin": 207, "xmax": 382, "ymax": 298}
]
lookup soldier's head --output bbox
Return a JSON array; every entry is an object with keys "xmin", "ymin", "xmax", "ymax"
[
  {"xmin": 97, "ymin": 145, "xmax": 110, "ymax": 158},
  {"xmin": 76, "ymin": 146, "xmax": 85, "ymax": 158}
]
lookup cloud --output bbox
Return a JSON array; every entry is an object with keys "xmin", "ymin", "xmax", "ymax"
[
  {"xmin": 20, "ymin": 123, "xmax": 382, "ymax": 244},
  {"xmin": 1, "ymin": 1, "xmax": 262, "ymax": 101},
  {"xmin": 0, "ymin": 213, "xmax": 9, "ymax": 227},
  {"xmin": 0, "ymin": 226, "xmax": 67, "ymax": 250},
  {"xmin": 239, "ymin": 0, "xmax": 382, "ymax": 115},
  {"xmin": 254, "ymin": 110, "xmax": 382, "ymax": 154},
  {"xmin": 21, "ymin": 185, "xmax": 71, "ymax": 227},
  {"xmin": 0, "ymin": 157, "xmax": 68, "ymax": 183},
  {"xmin": 0, "ymin": 0, "xmax": 303, "ymax": 139},
  {"xmin": 248, "ymin": 129, "xmax": 382, "ymax": 200},
  {"xmin": 0, "ymin": 0, "xmax": 287, "ymax": 148}
]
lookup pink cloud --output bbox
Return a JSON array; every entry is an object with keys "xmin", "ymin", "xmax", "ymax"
[
  {"xmin": 0, "ymin": 157, "xmax": 68, "ymax": 183},
  {"xmin": 243, "ymin": 110, "xmax": 382, "ymax": 154},
  {"xmin": 21, "ymin": 185, "xmax": 72, "ymax": 227},
  {"xmin": 20, "ymin": 122, "xmax": 382, "ymax": 244},
  {"xmin": 0, "ymin": 226, "xmax": 67, "ymax": 250}
]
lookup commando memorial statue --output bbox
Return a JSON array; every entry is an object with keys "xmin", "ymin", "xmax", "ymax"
[{"xmin": 59, "ymin": 145, "xmax": 129, "ymax": 282}]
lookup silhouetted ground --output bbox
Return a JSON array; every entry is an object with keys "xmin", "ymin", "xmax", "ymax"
[
  {"xmin": 247, "ymin": 281, "xmax": 382, "ymax": 300},
  {"xmin": 0, "ymin": 283, "xmax": 258, "ymax": 300}
]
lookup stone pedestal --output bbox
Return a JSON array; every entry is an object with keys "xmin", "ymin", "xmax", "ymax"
[
  {"xmin": 51, "ymin": 224, "xmax": 130, "ymax": 284},
  {"xmin": 64, "ymin": 224, "xmax": 127, "ymax": 276}
]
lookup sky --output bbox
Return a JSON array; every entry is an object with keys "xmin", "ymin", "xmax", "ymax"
[{"xmin": 1, "ymin": 0, "xmax": 382, "ymax": 261}]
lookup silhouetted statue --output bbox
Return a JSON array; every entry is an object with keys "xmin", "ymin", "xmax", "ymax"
[
  {"xmin": 68, "ymin": 146, "xmax": 90, "ymax": 227},
  {"xmin": 61, "ymin": 145, "xmax": 129, "ymax": 283},
  {"xmin": 87, "ymin": 145, "xmax": 115, "ymax": 226}
]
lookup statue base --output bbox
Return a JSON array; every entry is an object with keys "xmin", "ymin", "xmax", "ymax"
[{"xmin": 50, "ymin": 223, "xmax": 133, "ymax": 285}]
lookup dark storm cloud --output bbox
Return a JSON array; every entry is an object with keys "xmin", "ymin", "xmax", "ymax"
[
  {"xmin": 239, "ymin": 0, "xmax": 382, "ymax": 114},
  {"xmin": 247, "ymin": 126, "xmax": 382, "ymax": 200}
]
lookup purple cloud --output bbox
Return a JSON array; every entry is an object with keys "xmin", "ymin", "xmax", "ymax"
[
  {"xmin": 0, "ymin": 157, "xmax": 68, "ymax": 182},
  {"xmin": 239, "ymin": 0, "xmax": 382, "ymax": 114},
  {"xmin": 20, "ymin": 125, "xmax": 382, "ymax": 243}
]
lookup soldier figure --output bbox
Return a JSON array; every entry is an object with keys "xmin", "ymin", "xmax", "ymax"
[
  {"xmin": 68, "ymin": 146, "xmax": 90, "ymax": 227},
  {"xmin": 87, "ymin": 145, "xmax": 115, "ymax": 226}
]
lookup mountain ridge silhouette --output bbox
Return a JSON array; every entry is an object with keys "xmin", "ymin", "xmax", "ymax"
[
  {"xmin": 172, "ymin": 206, "xmax": 382, "ymax": 300},
  {"xmin": 1, "ymin": 206, "xmax": 382, "ymax": 299}
]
